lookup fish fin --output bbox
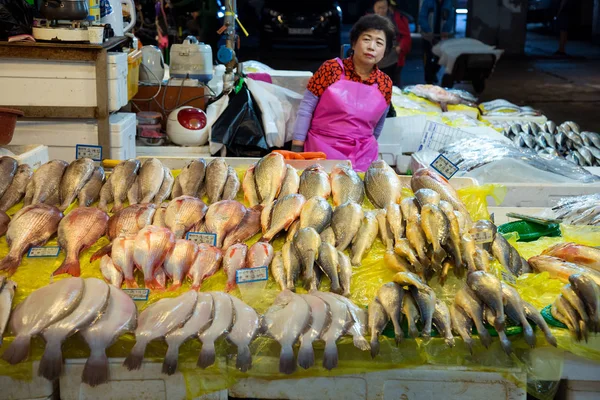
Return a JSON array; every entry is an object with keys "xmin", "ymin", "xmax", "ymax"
[
  {"xmin": 545, "ymin": 331, "xmax": 558, "ymax": 347},
  {"xmin": 168, "ymin": 282, "xmax": 182, "ymax": 292},
  {"xmin": 81, "ymin": 349, "xmax": 109, "ymax": 387},
  {"xmin": 225, "ymin": 282, "xmax": 236, "ymax": 293},
  {"xmin": 500, "ymin": 338, "xmax": 512, "ymax": 355},
  {"xmin": 279, "ymin": 344, "xmax": 296, "ymax": 374},
  {"xmin": 111, "ymin": 200, "xmax": 124, "ymax": 213},
  {"xmin": 478, "ymin": 329, "xmax": 492, "ymax": 348},
  {"xmin": 235, "ymin": 344, "xmax": 252, "ymax": 372},
  {"xmin": 124, "ymin": 278, "xmax": 139, "ymax": 289},
  {"xmin": 523, "ymin": 324, "xmax": 536, "ymax": 348},
  {"xmin": 394, "ymin": 326, "xmax": 404, "ymax": 346},
  {"xmin": 445, "ymin": 336, "xmax": 455, "ymax": 348},
  {"xmin": 123, "ymin": 342, "xmax": 146, "ymax": 371},
  {"xmin": 162, "ymin": 345, "xmax": 180, "ymax": 376},
  {"xmin": 370, "ymin": 335, "xmax": 380, "ymax": 359},
  {"xmin": 580, "ymin": 320, "xmax": 589, "ymax": 343},
  {"xmin": 465, "ymin": 338, "xmax": 474, "ymax": 355},
  {"xmin": 354, "ymin": 334, "xmax": 371, "ymax": 352},
  {"xmin": 90, "ymin": 243, "xmax": 113, "ymax": 263},
  {"xmin": 52, "ymin": 257, "xmax": 81, "ymax": 277},
  {"xmin": 38, "ymin": 340, "xmax": 64, "ymax": 380},
  {"xmin": 0, "ymin": 254, "xmax": 21, "ymax": 276},
  {"xmin": 297, "ymin": 342, "xmax": 315, "ymax": 370},
  {"xmin": 1, "ymin": 335, "xmax": 30, "ymax": 364},
  {"xmin": 197, "ymin": 342, "xmax": 216, "ymax": 369}
]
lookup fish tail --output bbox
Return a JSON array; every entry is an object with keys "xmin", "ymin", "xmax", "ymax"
[
  {"xmin": 81, "ymin": 348, "xmax": 109, "ymax": 387},
  {"xmin": 161, "ymin": 345, "xmax": 180, "ymax": 376},
  {"xmin": 370, "ymin": 335, "xmax": 380, "ymax": 359},
  {"xmin": 323, "ymin": 341, "xmax": 339, "ymax": 370},
  {"xmin": 111, "ymin": 200, "xmax": 124, "ymax": 213},
  {"xmin": 500, "ymin": 337, "xmax": 512, "ymax": 355},
  {"xmin": 2, "ymin": 335, "xmax": 31, "ymax": 364},
  {"xmin": 279, "ymin": 344, "xmax": 296, "ymax": 374},
  {"xmin": 0, "ymin": 253, "xmax": 22, "ymax": 276},
  {"xmin": 580, "ymin": 320, "xmax": 589, "ymax": 343},
  {"xmin": 478, "ymin": 328, "xmax": 492, "ymax": 348},
  {"xmin": 523, "ymin": 324, "xmax": 536, "ymax": 348},
  {"xmin": 123, "ymin": 342, "xmax": 146, "ymax": 371},
  {"xmin": 297, "ymin": 342, "xmax": 315, "ymax": 370},
  {"xmin": 445, "ymin": 336, "xmax": 456, "ymax": 348},
  {"xmin": 197, "ymin": 342, "xmax": 216, "ymax": 369},
  {"xmin": 408, "ymin": 322, "xmax": 419, "ymax": 339},
  {"xmin": 52, "ymin": 256, "xmax": 81, "ymax": 277},
  {"xmin": 124, "ymin": 278, "xmax": 139, "ymax": 289},
  {"xmin": 225, "ymin": 281, "xmax": 236, "ymax": 293},
  {"xmin": 464, "ymin": 337, "xmax": 474, "ymax": 355},
  {"xmin": 90, "ymin": 243, "xmax": 113, "ymax": 263},
  {"xmin": 235, "ymin": 344, "xmax": 252, "ymax": 373},
  {"xmin": 38, "ymin": 339, "xmax": 64, "ymax": 381},
  {"xmin": 392, "ymin": 322, "xmax": 404, "ymax": 346},
  {"xmin": 168, "ymin": 281, "xmax": 182, "ymax": 292}
]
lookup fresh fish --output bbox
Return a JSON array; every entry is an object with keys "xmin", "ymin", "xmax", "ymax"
[
  {"xmin": 364, "ymin": 160, "xmax": 401, "ymax": 208},
  {"xmin": 420, "ymin": 204, "xmax": 449, "ymax": 267},
  {"xmin": 331, "ymin": 201, "xmax": 364, "ymax": 251},
  {"xmin": 77, "ymin": 166, "xmax": 104, "ymax": 207},
  {"xmin": 432, "ymin": 299, "xmax": 454, "ymax": 348},
  {"xmin": 154, "ymin": 166, "xmax": 174, "ymax": 204},
  {"xmin": 411, "ymin": 168, "xmax": 471, "ymax": 224},
  {"xmin": 582, "ymin": 131, "xmax": 600, "ymax": 148},
  {"xmin": 402, "ymin": 292, "xmax": 421, "ymax": 339},
  {"xmin": 317, "ymin": 242, "xmax": 341, "ymax": 294},
  {"xmin": 286, "ymin": 220, "xmax": 300, "ymax": 242},
  {"xmin": 262, "ymin": 194, "xmax": 306, "ymax": 241},
  {"xmin": 439, "ymin": 201, "xmax": 462, "ymax": 266},
  {"xmin": 312, "ymin": 291, "xmax": 353, "ymax": 369},
  {"xmin": 569, "ymin": 274, "xmax": 600, "ymax": 333},
  {"xmin": 293, "ymin": 227, "xmax": 321, "ymax": 291},
  {"xmin": 52, "ymin": 207, "xmax": 108, "ymax": 277},
  {"xmin": 474, "ymin": 248, "xmax": 491, "ymax": 272},
  {"xmin": 222, "ymin": 166, "xmax": 240, "ymax": 200},
  {"xmin": 529, "ymin": 255, "xmax": 600, "ymax": 286},
  {"xmin": 406, "ymin": 216, "xmax": 430, "ymax": 273},
  {"xmin": 454, "ymin": 286, "xmax": 492, "ymax": 348},
  {"xmin": 262, "ymin": 290, "xmax": 311, "ymax": 374},
  {"xmin": 261, "ymin": 200, "xmax": 274, "ymax": 233},
  {"xmin": 467, "ymin": 271, "xmax": 505, "ymax": 332},
  {"xmin": 39, "ymin": 278, "xmax": 110, "ymax": 380},
  {"xmin": 127, "ymin": 159, "xmax": 162, "ymax": 205},
  {"xmin": 415, "ymin": 188, "xmax": 441, "ymax": 207},
  {"xmin": 242, "ymin": 164, "xmax": 259, "ymax": 206},
  {"xmin": 384, "ymin": 250, "xmax": 413, "ymax": 273},
  {"xmin": 555, "ymin": 295, "xmax": 583, "ymax": 340},
  {"xmin": 282, "ymin": 240, "xmax": 301, "ymax": 291},
  {"xmin": 0, "ymin": 164, "xmax": 32, "ymax": 211},
  {"xmin": 454, "ymin": 210, "xmax": 467, "ymax": 234},
  {"xmin": 501, "ymin": 283, "xmax": 535, "ymax": 347},
  {"xmin": 162, "ymin": 292, "xmax": 213, "ymax": 375},
  {"xmin": 0, "ymin": 211, "xmax": 8, "ymax": 237},
  {"xmin": 205, "ymin": 200, "xmax": 246, "ymax": 247},
  {"xmin": 279, "ymin": 164, "xmax": 300, "ymax": 197},
  {"xmin": 299, "ymin": 164, "xmax": 331, "ymax": 200},
  {"xmin": 80, "ymin": 285, "xmax": 137, "ymax": 386},
  {"xmin": 228, "ymin": 295, "xmax": 259, "ymax": 372},
  {"xmin": 330, "ymin": 163, "xmax": 364, "ymax": 206},
  {"xmin": 299, "ymin": 197, "xmax": 332, "ymax": 233},
  {"xmin": 99, "ymin": 159, "xmax": 140, "ymax": 212},
  {"xmin": 0, "ymin": 204, "xmax": 63, "ymax": 276},
  {"xmin": 197, "ymin": 292, "xmax": 234, "ymax": 368},
  {"xmin": 223, "ymin": 243, "xmax": 248, "ymax": 292},
  {"xmin": 449, "ymin": 303, "xmax": 474, "ymax": 353},
  {"xmin": 59, "ymin": 158, "xmax": 95, "ymax": 211},
  {"xmin": 375, "ymin": 209, "xmax": 394, "ymax": 251},
  {"xmin": 111, "ymin": 238, "xmax": 136, "ymax": 287},
  {"xmin": 377, "ymin": 282, "xmax": 404, "ymax": 344},
  {"xmin": 271, "ymin": 251, "xmax": 287, "ymax": 291},
  {"xmin": 24, "ymin": 160, "xmax": 68, "ymax": 207},
  {"xmin": 409, "ymin": 285, "xmax": 436, "ymax": 339},
  {"xmin": 561, "ymin": 284, "xmax": 590, "ymax": 337},
  {"xmin": 124, "ymin": 291, "xmax": 198, "ymax": 370},
  {"xmin": 0, "ymin": 280, "xmax": 16, "ymax": 345},
  {"xmin": 492, "ymin": 232, "xmax": 514, "ymax": 274},
  {"xmin": 351, "ymin": 210, "xmax": 379, "ymax": 266},
  {"xmin": 542, "ymin": 243, "xmax": 600, "ymax": 272},
  {"xmin": 247, "ymin": 241, "xmax": 274, "ymax": 268},
  {"xmin": 188, "ymin": 243, "xmax": 223, "ymax": 290},
  {"xmin": 522, "ymin": 301, "xmax": 557, "ymax": 346},
  {"xmin": 0, "ymin": 156, "xmax": 17, "ymax": 199},
  {"xmin": 165, "ymin": 196, "xmax": 208, "ymax": 239},
  {"xmin": 254, "ymin": 153, "xmax": 286, "ymax": 205},
  {"xmin": 461, "ymin": 233, "xmax": 478, "ymax": 273},
  {"xmin": 164, "ymin": 239, "xmax": 197, "ymax": 291},
  {"xmin": 394, "ymin": 238, "xmax": 425, "ymax": 274},
  {"xmin": 173, "ymin": 159, "xmax": 206, "ymax": 198},
  {"xmin": 298, "ymin": 294, "xmax": 331, "ymax": 369},
  {"xmin": 338, "ymin": 250, "xmax": 352, "ymax": 297},
  {"xmin": 329, "ymin": 292, "xmax": 370, "ymax": 351},
  {"xmin": 100, "ymin": 255, "xmax": 123, "ymax": 287},
  {"xmin": 386, "ymin": 203, "xmax": 404, "ymax": 245},
  {"xmin": 483, "ymin": 307, "xmax": 512, "ymax": 354},
  {"xmin": 368, "ymin": 297, "xmax": 389, "ymax": 358},
  {"xmin": 133, "ymin": 226, "xmax": 176, "ymax": 290},
  {"xmin": 205, "ymin": 158, "xmax": 229, "ymax": 203},
  {"xmin": 320, "ymin": 226, "xmax": 336, "ymax": 246},
  {"xmin": 222, "ymin": 205, "xmax": 263, "ymax": 249},
  {"xmin": 392, "ymin": 271, "xmax": 426, "ymax": 290}
]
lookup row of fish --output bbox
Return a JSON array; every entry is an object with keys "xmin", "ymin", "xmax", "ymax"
[
  {"xmin": 501, "ymin": 120, "xmax": 600, "ymax": 167},
  {"xmin": 529, "ymin": 255, "xmax": 600, "ymax": 288},
  {"xmin": 171, "ymin": 158, "xmax": 240, "ymax": 204},
  {"xmin": 551, "ymin": 194, "xmax": 600, "ymax": 226}
]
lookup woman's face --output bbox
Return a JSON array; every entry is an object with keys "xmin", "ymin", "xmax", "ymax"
[
  {"xmin": 352, "ymin": 29, "xmax": 387, "ymax": 67},
  {"xmin": 374, "ymin": 1, "xmax": 389, "ymax": 16}
]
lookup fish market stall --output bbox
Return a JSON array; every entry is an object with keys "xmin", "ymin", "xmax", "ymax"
[{"xmin": 0, "ymin": 153, "xmax": 598, "ymax": 400}]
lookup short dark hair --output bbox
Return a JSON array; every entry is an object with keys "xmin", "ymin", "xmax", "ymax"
[{"xmin": 350, "ymin": 14, "xmax": 395, "ymax": 55}]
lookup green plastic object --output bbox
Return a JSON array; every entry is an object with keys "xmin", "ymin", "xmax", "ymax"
[
  {"xmin": 541, "ymin": 304, "xmax": 568, "ymax": 329},
  {"xmin": 497, "ymin": 220, "xmax": 561, "ymax": 242}
]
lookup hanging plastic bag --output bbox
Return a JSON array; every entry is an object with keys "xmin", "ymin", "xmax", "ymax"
[
  {"xmin": 0, "ymin": 0, "xmax": 33, "ymax": 40},
  {"xmin": 210, "ymin": 83, "xmax": 269, "ymax": 157}
]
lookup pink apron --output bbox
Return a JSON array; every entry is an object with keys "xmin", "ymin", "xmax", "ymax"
[{"xmin": 305, "ymin": 58, "xmax": 388, "ymax": 171}]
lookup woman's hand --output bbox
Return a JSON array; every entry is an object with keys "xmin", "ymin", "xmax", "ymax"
[{"xmin": 291, "ymin": 140, "xmax": 305, "ymax": 152}]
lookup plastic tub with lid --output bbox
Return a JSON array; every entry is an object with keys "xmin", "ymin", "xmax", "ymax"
[{"xmin": 170, "ymin": 36, "xmax": 213, "ymax": 83}]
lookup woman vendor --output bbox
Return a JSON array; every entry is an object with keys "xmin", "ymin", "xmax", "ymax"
[{"xmin": 291, "ymin": 14, "xmax": 395, "ymax": 171}]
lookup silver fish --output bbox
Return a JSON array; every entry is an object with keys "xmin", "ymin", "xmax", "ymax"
[
  {"xmin": 254, "ymin": 153, "xmax": 286, "ymax": 205},
  {"xmin": 0, "ymin": 156, "xmax": 17, "ymax": 199},
  {"xmin": 483, "ymin": 307, "xmax": 512, "ymax": 354},
  {"xmin": 402, "ymin": 292, "xmax": 421, "ymax": 339},
  {"xmin": 313, "ymin": 291, "xmax": 353, "ymax": 369},
  {"xmin": 242, "ymin": 164, "xmax": 260, "ymax": 206},
  {"xmin": 0, "ymin": 280, "xmax": 17, "ymax": 346},
  {"xmin": 375, "ymin": 208, "xmax": 394, "ymax": 251},
  {"xmin": 522, "ymin": 300, "xmax": 558, "ymax": 346},
  {"xmin": 59, "ymin": 158, "xmax": 96, "ymax": 211},
  {"xmin": 415, "ymin": 188, "xmax": 441, "ymax": 207},
  {"xmin": 368, "ymin": 297, "xmax": 389, "ymax": 358},
  {"xmin": 501, "ymin": 283, "xmax": 535, "ymax": 347},
  {"xmin": 222, "ymin": 166, "xmax": 240, "ymax": 201},
  {"xmin": 410, "ymin": 285, "xmax": 436, "ymax": 339},
  {"xmin": 271, "ymin": 251, "xmax": 287, "ymax": 291},
  {"xmin": 173, "ymin": 159, "xmax": 206, "ymax": 198},
  {"xmin": 282, "ymin": 240, "xmax": 301, "ymax": 291},
  {"xmin": 337, "ymin": 250, "xmax": 352, "ymax": 297},
  {"xmin": 330, "ymin": 163, "xmax": 364, "ymax": 206},
  {"xmin": 467, "ymin": 271, "xmax": 505, "ymax": 332},
  {"xmin": 420, "ymin": 204, "xmax": 449, "ymax": 268},
  {"xmin": 439, "ymin": 201, "xmax": 462, "ymax": 267},
  {"xmin": 299, "ymin": 164, "xmax": 331, "ymax": 200},
  {"xmin": 299, "ymin": 197, "xmax": 332, "ymax": 233},
  {"xmin": 365, "ymin": 160, "xmax": 401, "ymax": 208},
  {"xmin": 205, "ymin": 158, "xmax": 229, "ymax": 204},
  {"xmin": 263, "ymin": 194, "xmax": 306, "ymax": 241},
  {"xmin": 317, "ymin": 242, "xmax": 341, "ymax": 294},
  {"xmin": 128, "ymin": 158, "xmax": 165, "ymax": 205},
  {"xmin": 228, "ymin": 295, "xmax": 260, "ymax": 372},
  {"xmin": 279, "ymin": 164, "xmax": 300, "ymax": 197},
  {"xmin": 99, "ymin": 159, "xmax": 140, "ymax": 212},
  {"xmin": 0, "ymin": 164, "xmax": 32, "ymax": 212},
  {"xmin": 351, "ymin": 210, "xmax": 379, "ymax": 266},
  {"xmin": 293, "ymin": 227, "xmax": 321, "ymax": 291},
  {"xmin": 24, "ymin": 160, "xmax": 68, "ymax": 207},
  {"xmin": 432, "ymin": 299, "xmax": 455, "ymax": 348},
  {"xmin": 320, "ymin": 226, "xmax": 336, "ymax": 246},
  {"xmin": 449, "ymin": 302, "xmax": 474, "ymax": 353},
  {"xmin": 386, "ymin": 203, "xmax": 404, "ymax": 245},
  {"xmin": 377, "ymin": 282, "xmax": 404, "ymax": 344},
  {"xmin": 78, "ymin": 166, "xmax": 105, "ymax": 207},
  {"xmin": 298, "ymin": 294, "xmax": 331, "ymax": 369},
  {"xmin": 332, "ymin": 201, "xmax": 364, "ymax": 251},
  {"xmin": 153, "ymin": 166, "xmax": 174, "ymax": 204},
  {"xmin": 454, "ymin": 286, "xmax": 492, "ymax": 348}
]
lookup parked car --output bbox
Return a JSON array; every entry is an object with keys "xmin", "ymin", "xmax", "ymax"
[{"xmin": 260, "ymin": 0, "xmax": 342, "ymax": 52}]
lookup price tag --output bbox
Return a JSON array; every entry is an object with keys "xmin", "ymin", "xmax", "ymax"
[
  {"xmin": 472, "ymin": 229, "xmax": 494, "ymax": 244},
  {"xmin": 123, "ymin": 288, "xmax": 150, "ymax": 301},
  {"xmin": 430, "ymin": 154, "xmax": 459, "ymax": 180},
  {"xmin": 501, "ymin": 271, "xmax": 517, "ymax": 285},
  {"xmin": 76, "ymin": 144, "xmax": 102, "ymax": 161},
  {"xmin": 186, "ymin": 232, "xmax": 217, "ymax": 246},
  {"xmin": 236, "ymin": 266, "xmax": 268, "ymax": 284},
  {"xmin": 27, "ymin": 246, "xmax": 61, "ymax": 258}
]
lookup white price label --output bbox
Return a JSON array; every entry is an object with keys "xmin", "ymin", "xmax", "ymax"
[
  {"xmin": 236, "ymin": 266, "xmax": 268, "ymax": 284},
  {"xmin": 472, "ymin": 229, "xmax": 494, "ymax": 244},
  {"xmin": 76, "ymin": 144, "xmax": 102, "ymax": 161},
  {"xmin": 122, "ymin": 288, "xmax": 150, "ymax": 301},
  {"xmin": 430, "ymin": 154, "xmax": 459, "ymax": 180},
  {"xmin": 501, "ymin": 271, "xmax": 517, "ymax": 285},
  {"xmin": 186, "ymin": 232, "xmax": 217, "ymax": 246},
  {"xmin": 418, "ymin": 121, "xmax": 471, "ymax": 151},
  {"xmin": 27, "ymin": 246, "xmax": 61, "ymax": 258}
]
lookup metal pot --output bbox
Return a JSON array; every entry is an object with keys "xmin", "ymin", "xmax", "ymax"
[{"xmin": 40, "ymin": 0, "xmax": 89, "ymax": 21}]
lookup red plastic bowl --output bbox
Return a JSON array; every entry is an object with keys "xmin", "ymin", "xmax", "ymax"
[{"xmin": 0, "ymin": 108, "xmax": 24, "ymax": 145}]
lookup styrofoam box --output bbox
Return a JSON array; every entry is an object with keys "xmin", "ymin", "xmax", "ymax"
[
  {"xmin": 0, "ymin": 52, "xmax": 128, "ymax": 112},
  {"xmin": 0, "ymin": 361, "xmax": 55, "ymax": 400},
  {"xmin": 562, "ymin": 353, "xmax": 600, "ymax": 400},
  {"xmin": 11, "ymin": 113, "xmax": 136, "ymax": 161},
  {"xmin": 490, "ymin": 183, "xmax": 600, "ymax": 208},
  {"xmin": 60, "ymin": 359, "xmax": 227, "ymax": 400},
  {"xmin": 0, "ymin": 144, "xmax": 49, "ymax": 169}
]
